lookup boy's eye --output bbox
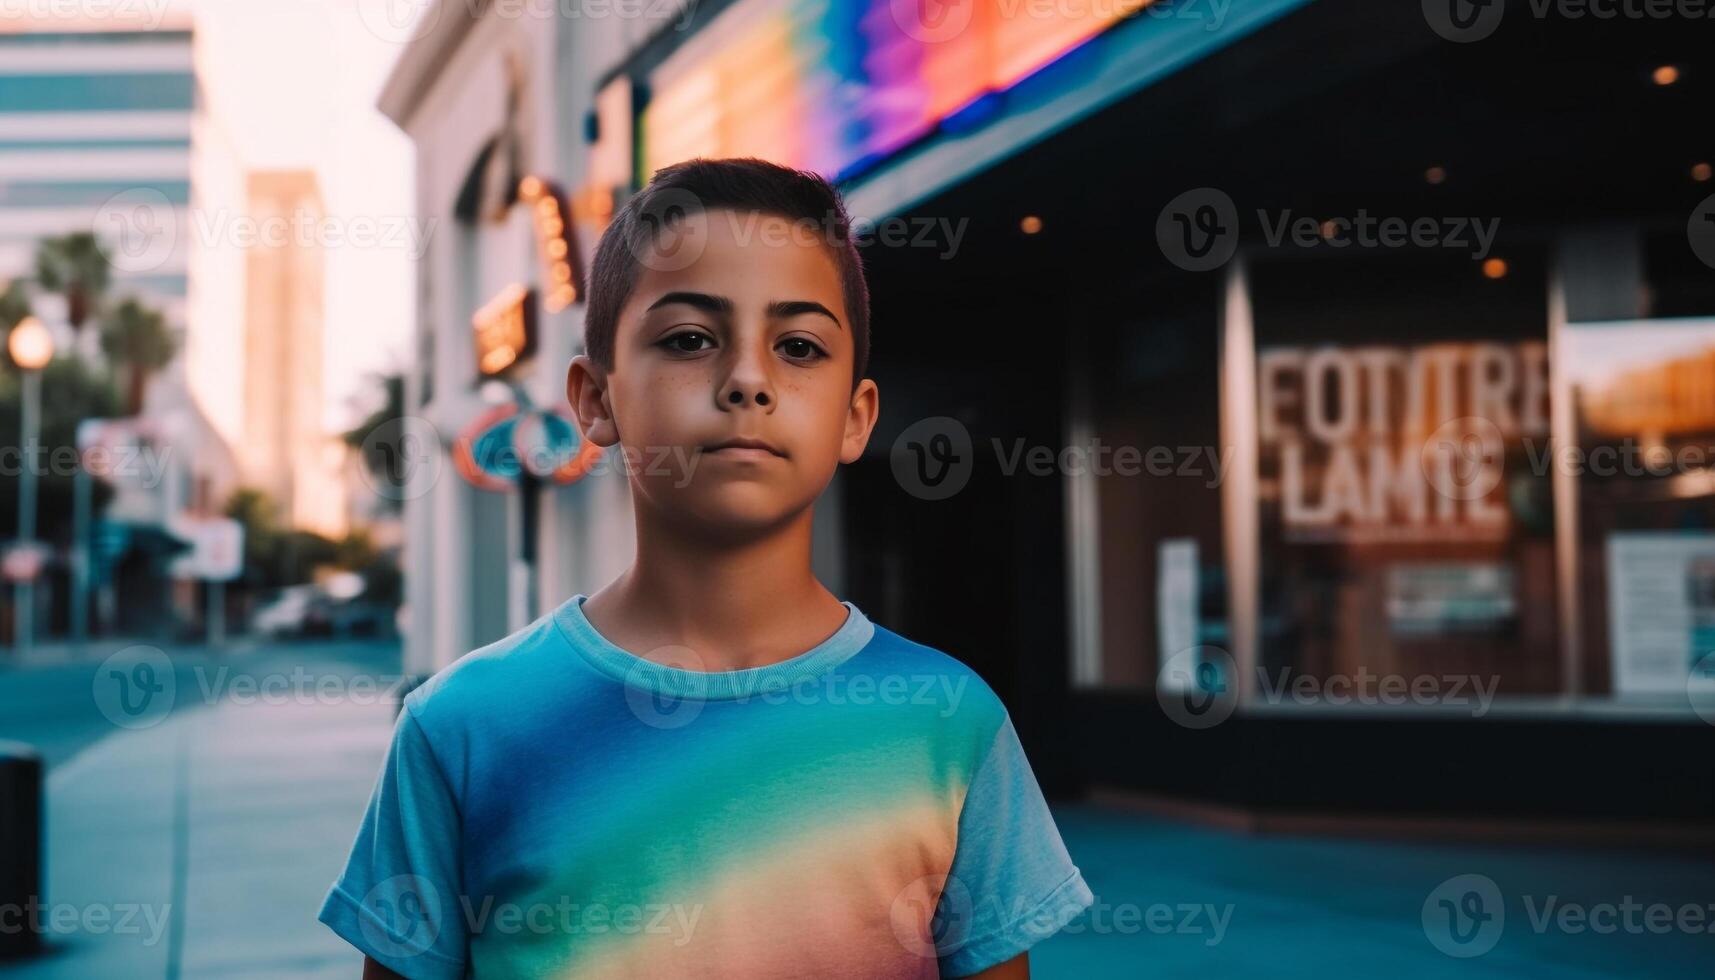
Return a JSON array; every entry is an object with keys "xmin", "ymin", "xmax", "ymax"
[
  {"xmin": 778, "ymin": 337, "xmax": 827, "ymax": 361},
  {"xmin": 660, "ymin": 330, "xmax": 714, "ymax": 354}
]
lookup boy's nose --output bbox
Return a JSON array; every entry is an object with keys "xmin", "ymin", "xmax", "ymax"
[
  {"xmin": 720, "ymin": 383, "xmax": 773, "ymax": 408},
  {"xmin": 718, "ymin": 334, "xmax": 777, "ymax": 410}
]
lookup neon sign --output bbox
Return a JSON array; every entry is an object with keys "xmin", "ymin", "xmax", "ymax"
[
  {"xmin": 471, "ymin": 283, "xmax": 535, "ymax": 377},
  {"xmin": 642, "ymin": 0, "xmax": 1143, "ymax": 180},
  {"xmin": 519, "ymin": 176, "xmax": 582, "ymax": 313},
  {"xmin": 454, "ymin": 403, "xmax": 606, "ymax": 492}
]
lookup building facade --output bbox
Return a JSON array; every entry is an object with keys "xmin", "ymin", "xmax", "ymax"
[
  {"xmin": 382, "ymin": 0, "xmax": 1715, "ymax": 827},
  {"xmin": 381, "ymin": 6, "xmax": 613, "ymax": 676}
]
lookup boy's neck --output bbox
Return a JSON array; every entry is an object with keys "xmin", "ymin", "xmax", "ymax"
[{"xmin": 582, "ymin": 505, "xmax": 849, "ymax": 671}]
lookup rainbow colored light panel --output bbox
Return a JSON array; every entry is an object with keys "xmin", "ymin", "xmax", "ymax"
[{"xmin": 642, "ymin": 0, "xmax": 1137, "ymax": 182}]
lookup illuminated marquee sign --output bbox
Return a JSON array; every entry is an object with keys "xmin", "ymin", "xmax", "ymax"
[
  {"xmin": 642, "ymin": 0, "xmax": 1144, "ymax": 180},
  {"xmin": 468, "ymin": 176, "xmax": 589, "ymax": 378},
  {"xmin": 472, "ymin": 283, "xmax": 536, "ymax": 377},
  {"xmin": 518, "ymin": 176, "xmax": 583, "ymax": 313},
  {"xmin": 1257, "ymin": 341, "xmax": 1549, "ymax": 541}
]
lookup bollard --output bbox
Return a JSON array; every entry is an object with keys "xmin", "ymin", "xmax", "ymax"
[{"xmin": 0, "ymin": 742, "xmax": 42, "ymax": 960}]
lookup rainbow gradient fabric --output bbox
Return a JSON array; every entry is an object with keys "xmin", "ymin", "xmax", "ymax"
[{"xmin": 319, "ymin": 594, "xmax": 1093, "ymax": 978}]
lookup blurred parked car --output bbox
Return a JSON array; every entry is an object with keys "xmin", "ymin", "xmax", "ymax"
[
  {"xmin": 322, "ymin": 598, "xmax": 394, "ymax": 638},
  {"xmin": 251, "ymin": 584, "xmax": 395, "ymax": 638},
  {"xmin": 250, "ymin": 585, "xmax": 327, "ymax": 637}
]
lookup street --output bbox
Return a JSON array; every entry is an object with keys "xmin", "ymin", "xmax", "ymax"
[{"xmin": 0, "ymin": 638, "xmax": 403, "ymax": 770}]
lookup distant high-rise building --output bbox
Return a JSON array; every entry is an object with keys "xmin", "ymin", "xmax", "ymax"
[
  {"xmin": 0, "ymin": 23, "xmax": 195, "ymax": 329},
  {"xmin": 240, "ymin": 170, "xmax": 344, "ymax": 537},
  {"xmin": 1, "ymin": 16, "xmax": 246, "ymax": 637}
]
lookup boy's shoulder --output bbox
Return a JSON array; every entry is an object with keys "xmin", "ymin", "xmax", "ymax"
[
  {"xmin": 861, "ymin": 620, "xmax": 1003, "ymax": 694},
  {"xmin": 837, "ymin": 620, "xmax": 1013, "ymax": 736},
  {"xmin": 397, "ymin": 612, "xmax": 567, "ymax": 730}
]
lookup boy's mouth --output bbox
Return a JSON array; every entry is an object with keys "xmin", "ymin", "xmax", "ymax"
[{"xmin": 702, "ymin": 437, "xmax": 788, "ymax": 459}]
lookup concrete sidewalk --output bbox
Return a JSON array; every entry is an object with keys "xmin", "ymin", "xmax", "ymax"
[
  {"xmin": 1, "ymin": 691, "xmax": 393, "ymax": 979},
  {"xmin": 3, "ymin": 637, "xmax": 265, "ymax": 670}
]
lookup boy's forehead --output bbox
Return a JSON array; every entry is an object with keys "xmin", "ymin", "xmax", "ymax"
[
  {"xmin": 628, "ymin": 207, "xmax": 845, "ymax": 307},
  {"xmin": 655, "ymin": 207, "xmax": 839, "ymax": 258}
]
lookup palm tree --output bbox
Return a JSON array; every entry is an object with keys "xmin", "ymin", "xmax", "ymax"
[
  {"xmin": 0, "ymin": 280, "xmax": 30, "ymax": 332},
  {"xmin": 98, "ymin": 298, "xmax": 179, "ymax": 414},
  {"xmin": 341, "ymin": 372, "xmax": 406, "ymax": 449},
  {"xmin": 343, "ymin": 372, "xmax": 407, "ymax": 513},
  {"xmin": 34, "ymin": 233, "xmax": 111, "ymax": 338}
]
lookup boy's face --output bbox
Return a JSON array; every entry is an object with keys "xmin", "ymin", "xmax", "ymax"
[{"xmin": 569, "ymin": 208, "xmax": 880, "ymax": 539}]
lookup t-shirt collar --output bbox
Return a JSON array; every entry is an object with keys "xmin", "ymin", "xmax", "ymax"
[{"xmin": 552, "ymin": 593, "xmax": 875, "ymax": 701}]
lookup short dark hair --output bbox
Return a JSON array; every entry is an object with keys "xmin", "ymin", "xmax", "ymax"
[{"xmin": 583, "ymin": 157, "xmax": 870, "ymax": 386}]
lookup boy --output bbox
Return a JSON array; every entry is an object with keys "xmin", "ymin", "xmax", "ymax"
[{"xmin": 318, "ymin": 157, "xmax": 1094, "ymax": 978}]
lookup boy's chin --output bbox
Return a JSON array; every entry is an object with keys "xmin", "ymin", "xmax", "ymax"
[{"xmin": 654, "ymin": 485, "xmax": 816, "ymax": 540}]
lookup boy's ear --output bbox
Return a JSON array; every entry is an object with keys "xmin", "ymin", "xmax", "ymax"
[
  {"xmin": 840, "ymin": 378, "xmax": 880, "ymax": 465},
  {"xmin": 567, "ymin": 354, "xmax": 620, "ymax": 448}
]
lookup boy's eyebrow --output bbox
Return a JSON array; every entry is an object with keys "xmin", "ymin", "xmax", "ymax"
[
  {"xmin": 647, "ymin": 291, "xmax": 733, "ymax": 316},
  {"xmin": 646, "ymin": 292, "xmax": 843, "ymax": 329},
  {"xmin": 766, "ymin": 299, "xmax": 843, "ymax": 329}
]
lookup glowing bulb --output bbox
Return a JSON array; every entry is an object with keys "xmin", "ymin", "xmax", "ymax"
[{"xmin": 8, "ymin": 316, "xmax": 53, "ymax": 370}]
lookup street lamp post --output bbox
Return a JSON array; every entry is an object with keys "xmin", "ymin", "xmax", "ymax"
[{"xmin": 9, "ymin": 316, "xmax": 53, "ymax": 657}]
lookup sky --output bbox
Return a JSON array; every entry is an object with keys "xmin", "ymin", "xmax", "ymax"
[{"xmin": 180, "ymin": 0, "xmax": 417, "ymax": 433}]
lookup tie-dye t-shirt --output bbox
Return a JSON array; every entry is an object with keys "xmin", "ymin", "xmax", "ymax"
[{"xmin": 318, "ymin": 594, "xmax": 1094, "ymax": 978}]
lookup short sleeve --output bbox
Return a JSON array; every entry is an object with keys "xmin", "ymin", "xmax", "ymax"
[
  {"xmin": 317, "ymin": 705, "xmax": 469, "ymax": 979},
  {"xmin": 934, "ymin": 713, "xmax": 1094, "ymax": 977}
]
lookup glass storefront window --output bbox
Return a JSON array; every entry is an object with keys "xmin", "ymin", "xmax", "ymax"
[
  {"xmin": 1247, "ymin": 249, "xmax": 1561, "ymax": 700},
  {"xmin": 1566, "ymin": 317, "xmax": 1715, "ymax": 700},
  {"xmin": 1077, "ymin": 239, "xmax": 1713, "ymax": 716},
  {"xmin": 1077, "ymin": 289, "xmax": 1224, "ymax": 691}
]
